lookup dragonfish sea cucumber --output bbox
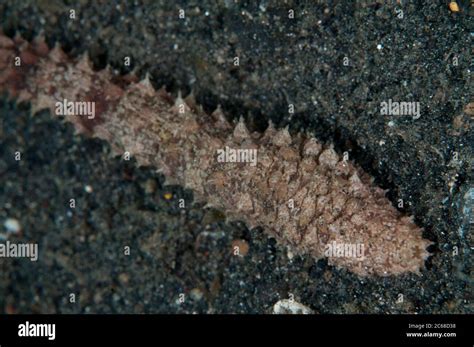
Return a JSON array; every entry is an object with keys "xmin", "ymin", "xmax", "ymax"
[{"xmin": 0, "ymin": 32, "xmax": 432, "ymax": 276}]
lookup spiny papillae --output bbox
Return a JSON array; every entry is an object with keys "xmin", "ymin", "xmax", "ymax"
[{"xmin": 0, "ymin": 33, "xmax": 432, "ymax": 276}]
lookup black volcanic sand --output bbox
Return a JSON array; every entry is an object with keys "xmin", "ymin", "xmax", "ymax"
[{"xmin": 0, "ymin": 1, "xmax": 472, "ymax": 313}]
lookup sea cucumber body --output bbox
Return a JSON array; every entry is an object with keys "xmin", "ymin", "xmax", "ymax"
[{"xmin": 0, "ymin": 33, "xmax": 431, "ymax": 276}]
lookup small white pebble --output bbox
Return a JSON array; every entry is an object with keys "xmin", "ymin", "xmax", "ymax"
[
  {"xmin": 377, "ymin": 44, "xmax": 383, "ymax": 50},
  {"xmin": 84, "ymin": 185, "xmax": 93, "ymax": 193},
  {"xmin": 273, "ymin": 299, "xmax": 313, "ymax": 314},
  {"xmin": 388, "ymin": 120, "xmax": 395, "ymax": 127},
  {"xmin": 4, "ymin": 218, "xmax": 21, "ymax": 234},
  {"xmin": 189, "ymin": 288, "xmax": 204, "ymax": 301}
]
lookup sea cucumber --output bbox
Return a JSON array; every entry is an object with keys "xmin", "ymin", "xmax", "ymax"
[{"xmin": 0, "ymin": 33, "xmax": 432, "ymax": 276}]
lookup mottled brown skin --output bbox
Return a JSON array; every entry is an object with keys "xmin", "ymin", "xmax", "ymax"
[{"xmin": 0, "ymin": 33, "xmax": 432, "ymax": 277}]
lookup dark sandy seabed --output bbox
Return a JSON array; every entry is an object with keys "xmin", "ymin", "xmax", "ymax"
[{"xmin": 0, "ymin": 1, "xmax": 472, "ymax": 313}]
